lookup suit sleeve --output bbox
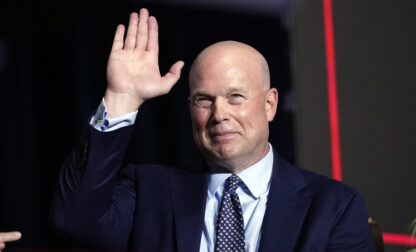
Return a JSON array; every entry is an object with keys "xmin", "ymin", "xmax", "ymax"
[
  {"xmin": 327, "ymin": 192, "xmax": 376, "ymax": 252},
  {"xmin": 50, "ymin": 124, "xmax": 136, "ymax": 249}
]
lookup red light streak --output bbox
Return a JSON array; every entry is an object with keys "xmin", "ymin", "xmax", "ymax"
[{"xmin": 322, "ymin": 0, "xmax": 342, "ymax": 181}]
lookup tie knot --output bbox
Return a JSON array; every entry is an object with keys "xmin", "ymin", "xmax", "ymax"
[{"xmin": 226, "ymin": 174, "xmax": 242, "ymax": 193}]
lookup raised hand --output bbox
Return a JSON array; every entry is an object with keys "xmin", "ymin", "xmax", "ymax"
[
  {"xmin": 105, "ymin": 8, "xmax": 184, "ymax": 118},
  {"xmin": 0, "ymin": 231, "xmax": 21, "ymax": 251}
]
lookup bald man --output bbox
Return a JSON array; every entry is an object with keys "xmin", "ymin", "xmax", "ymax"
[{"xmin": 51, "ymin": 9, "xmax": 376, "ymax": 251}]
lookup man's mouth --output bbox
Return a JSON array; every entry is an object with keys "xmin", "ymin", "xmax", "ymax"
[{"xmin": 209, "ymin": 131, "xmax": 238, "ymax": 141}]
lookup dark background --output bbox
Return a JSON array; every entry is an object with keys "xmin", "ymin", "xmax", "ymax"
[
  {"xmin": 1, "ymin": 0, "xmax": 415, "ymax": 251},
  {"xmin": 294, "ymin": 0, "xmax": 416, "ymax": 251}
]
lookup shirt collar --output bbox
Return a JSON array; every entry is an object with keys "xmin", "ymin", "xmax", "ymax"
[{"xmin": 207, "ymin": 144, "xmax": 274, "ymax": 199}]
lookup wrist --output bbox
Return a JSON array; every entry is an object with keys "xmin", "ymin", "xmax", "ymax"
[{"xmin": 104, "ymin": 90, "xmax": 143, "ymax": 118}]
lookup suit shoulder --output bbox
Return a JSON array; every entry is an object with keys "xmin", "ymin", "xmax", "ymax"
[
  {"xmin": 295, "ymin": 167, "xmax": 369, "ymax": 217},
  {"xmin": 294, "ymin": 166, "xmax": 370, "ymax": 221},
  {"xmin": 300, "ymin": 167, "xmax": 357, "ymax": 195},
  {"xmin": 277, "ymin": 155, "xmax": 358, "ymax": 198}
]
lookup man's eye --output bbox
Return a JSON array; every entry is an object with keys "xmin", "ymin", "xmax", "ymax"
[
  {"xmin": 195, "ymin": 97, "xmax": 212, "ymax": 108},
  {"xmin": 229, "ymin": 94, "xmax": 245, "ymax": 103}
]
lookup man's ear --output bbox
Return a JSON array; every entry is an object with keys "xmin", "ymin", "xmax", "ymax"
[{"xmin": 265, "ymin": 88, "xmax": 278, "ymax": 122}]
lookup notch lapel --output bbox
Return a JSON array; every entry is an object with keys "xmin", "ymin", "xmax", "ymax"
[
  {"xmin": 258, "ymin": 154, "xmax": 312, "ymax": 252},
  {"xmin": 171, "ymin": 171, "xmax": 208, "ymax": 252}
]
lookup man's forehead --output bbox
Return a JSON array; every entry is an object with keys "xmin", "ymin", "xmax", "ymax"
[
  {"xmin": 190, "ymin": 62, "xmax": 266, "ymax": 94},
  {"xmin": 194, "ymin": 46, "xmax": 256, "ymax": 69},
  {"xmin": 189, "ymin": 41, "xmax": 270, "ymax": 92},
  {"xmin": 193, "ymin": 63, "xmax": 247, "ymax": 81}
]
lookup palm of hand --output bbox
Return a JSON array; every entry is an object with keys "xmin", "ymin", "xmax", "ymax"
[
  {"xmin": 107, "ymin": 49, "xmax": 165, "ymax": 101},
  {"xmin": 104, "ymin": 9, "xmax": 184, "ymax": 117}
]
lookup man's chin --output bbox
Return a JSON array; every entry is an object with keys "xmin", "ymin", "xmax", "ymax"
[
  {"xmin": 212, "ymin": 144, "xmax": 239, "ymax": 159},
  {"xmin": 207, "ymin": 149, "xmax": 242, "ymax": 166}
]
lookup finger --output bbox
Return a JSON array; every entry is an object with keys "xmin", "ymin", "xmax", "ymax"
[
  {"xmin": 0, "ymin": 231, "xmax": 21, "ymax": 242},
  {"xmin": 124, "ymin": 12, "xmax": 139, "ymax": 50},
  {"xmin": 146, "ymin": 16, "xmax": 159, "ymax": 54},
  {"xmin": 0, "ymin": 242, "xmax": 4, "ymax": 250},
  {"xmin": 111, "ymin": 24, "xmax": 125, "ymax": 51},
  {"xmin": 161, "ymin": 61, "xmax": 185, "ymax": 89},
  {"xmin": 135, "ymin": 8, "xmax": 149, "ymax": 50}
]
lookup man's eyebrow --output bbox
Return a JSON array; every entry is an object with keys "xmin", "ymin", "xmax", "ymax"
[
  {"xmin": 190, "ymin": 87, "xmax": 248, "ymax": 97},
  {"xmin": 226, "ymin": 87, "xmax": 244, "ymax": 93},
  {"xmin": 190, "ymin": 90, "xmax": 212, "ymax": 97}
]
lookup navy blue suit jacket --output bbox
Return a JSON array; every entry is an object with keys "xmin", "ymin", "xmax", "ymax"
[{"xmin": 51, "ymin": 125, "xmax": 376, "ymax": 251}]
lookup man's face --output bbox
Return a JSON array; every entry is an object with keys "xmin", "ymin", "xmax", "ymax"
[{"xmin": 189, "ymin": 48, "xmax": 277, "ymax": 172}]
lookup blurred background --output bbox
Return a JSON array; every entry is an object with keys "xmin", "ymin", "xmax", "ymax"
[{"xmin": 0, "ymin": 0, "xmax": 414, "ymax": 251}]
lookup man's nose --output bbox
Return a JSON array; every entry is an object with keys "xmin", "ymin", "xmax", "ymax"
[{"xmin": 211, "ymin": 99, "xmax": 229, "ymax": 123}]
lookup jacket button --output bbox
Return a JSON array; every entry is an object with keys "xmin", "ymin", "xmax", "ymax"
[{"xmin": 79, "ymin": 142, "xmax": 89, "ymax": 167}]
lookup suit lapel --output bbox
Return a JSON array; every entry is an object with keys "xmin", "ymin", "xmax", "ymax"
[
  {"xmin": 171, "ymin": 171, "xmax": 208, "ymax": 252},
  {"xmin": 258, "ymin": 153, "xmax": 311, "ymax": 252}
]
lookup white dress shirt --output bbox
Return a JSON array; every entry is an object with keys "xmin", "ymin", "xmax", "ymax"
[
  {"xmin": 91, "ymin": 99, "xmax": 274, "ymax": 252},
  {"xmin": 200, "ymin": 145, "xmax": 274, "ymax": 252}
]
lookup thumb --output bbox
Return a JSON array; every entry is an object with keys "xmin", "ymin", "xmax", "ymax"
[{"xmin": 161, "ymin": 61, "xmax": 184, "ymax": 88}]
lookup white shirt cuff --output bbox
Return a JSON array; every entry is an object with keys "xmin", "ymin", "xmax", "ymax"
[{"xmin": 89, "ymin": 98, "xmax": 138, "ymax": 132}]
